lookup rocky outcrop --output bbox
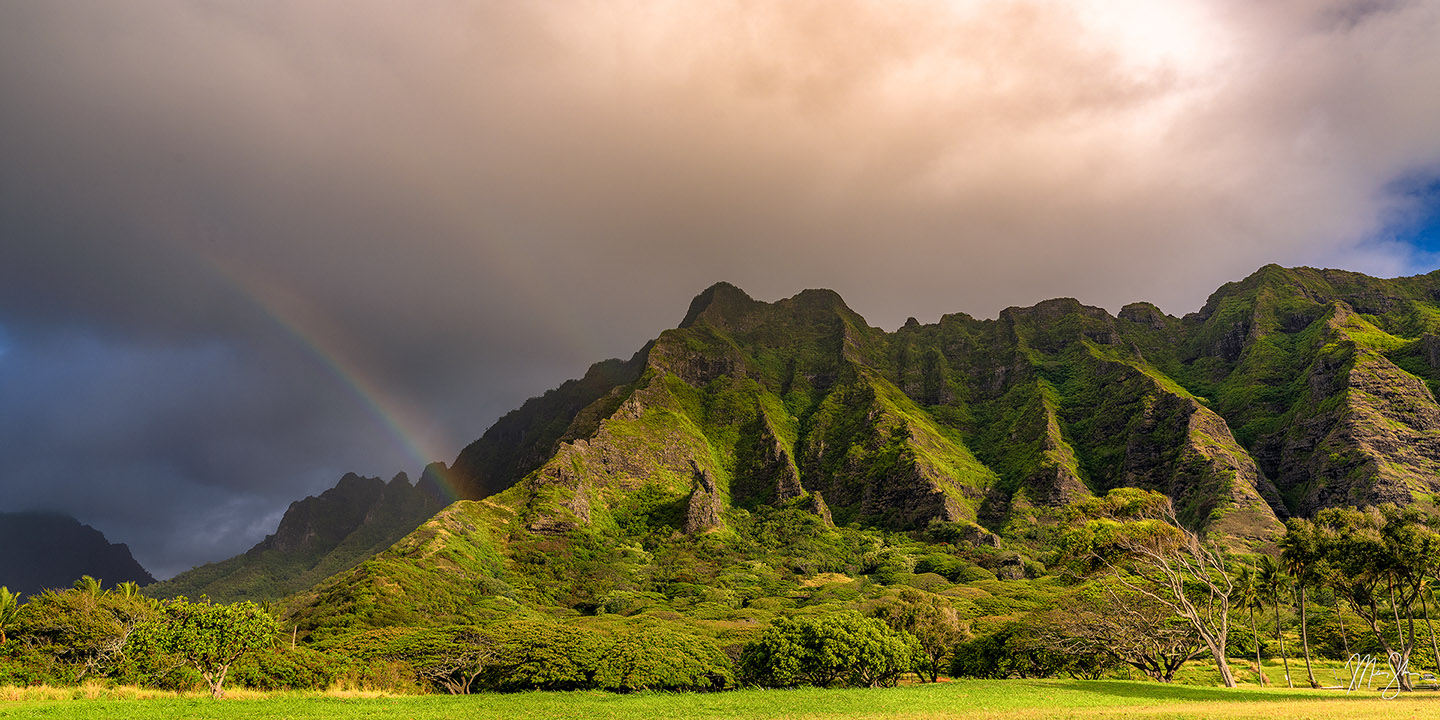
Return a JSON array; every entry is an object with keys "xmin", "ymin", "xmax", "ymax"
[
  {"xmin": 797, "ymin": 377, "xmax": 993, "ymax": 529},
  {"xmin": 807, "ymin": 491, "xmax": 834, "ymax": 526},
  {"xmin": 733, "ymin": 409, "xmax": 804, "ymax": 507},
  {"xmin": 683, "ymin": 462, "xmax": 723, "ymax": 534},
  {"xmin": 1282, "ymin": 345, "xmax": 1440, "ymax": 514}
]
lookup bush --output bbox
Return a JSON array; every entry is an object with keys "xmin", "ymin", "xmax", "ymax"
[
  {"xmin": 229, "ymin": 646, "xmax": 344, "ymax": 690},
  {"xmin": 594, "ymin": 626, "xmax": 731, "ymax": 692},
  {"xmin": 914, "ymin": 554, "xmax": 994, "ymax": 583},
  {"xmin": 486, "ymin": 621, "xmax": 608, "ymax": 691},
  {"xmin": 739, "ymin": 611, "xmax": 919, "ymax": 688},
  {"xmin": 949, "ymin": 622, "xmax": 1084, "ymax": 679},
  {"xmin": 11, "ymin": 586, "xmax": 157, "ymax": 685}
]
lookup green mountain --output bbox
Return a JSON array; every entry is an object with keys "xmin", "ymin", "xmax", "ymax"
[
  {"xmin": 150, "ymin": 469, "xmax": 444, "ymax": 602},
  {"xmin": 435, "ymin": 277, "xmax": 1297, "ymax": 547},
  {"xmin": 177, "ymin": 265, "xmax": 1440, "ymax": 635}
]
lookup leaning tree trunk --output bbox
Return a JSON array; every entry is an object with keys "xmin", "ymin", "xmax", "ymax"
[
  {"xmin": 1299, "ymin": 586, "xmax": 1317, "ymax": 688},
  {"xmin": 1198, "ymin": 633, "xmax": 1237, "ymax": 688},
  {"xmin": 1276, "ymin": 600, "xmax": 1292, "ymax": 688}
]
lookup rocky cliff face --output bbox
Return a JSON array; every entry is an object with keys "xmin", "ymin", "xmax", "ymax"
[
  {"xmin": 0, "ymin": 513, "xmax": 154, "ymax": 597},
  {"xmin": 1141, "ymin": 266, "xmax": 1440, "ymax": 519},
  {"xmin": 443, "ymin": 266, "xmax": 1440, "ymax": 548}
]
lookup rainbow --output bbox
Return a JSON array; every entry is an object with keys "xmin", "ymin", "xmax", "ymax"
[{"xmin": 184, "ymin": 242, "xmax": 462, "ymax": 504}]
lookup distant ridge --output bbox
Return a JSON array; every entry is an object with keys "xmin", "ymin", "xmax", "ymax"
[
  {"xmin": 149, "ymin": 468, "xmax": 443, "ymax": 602},
  {"xmin": 0, "ymin": 512, "xmax": 154, "ymax": 597}
]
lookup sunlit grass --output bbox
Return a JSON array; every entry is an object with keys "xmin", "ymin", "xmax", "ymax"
[{"xmin": 3, "ymin": 679, "xmax": 1438, "ymax": 720}]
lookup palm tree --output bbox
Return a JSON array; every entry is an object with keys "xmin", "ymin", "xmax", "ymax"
[
  {"xmin": 1258, "ymin": 556, "xmax": 1293, "ymax": 688},
  {"xmin": 114, "ymin": 581, "xmax": 142, "ymax": 600},
  {"xmin": 1280, "ymin": 520, "xmax": 1321, "ymax": 688},
  {"xmin": 0, "ymin": 586, "xmax": 19, "ymax": 645},
  {"xmin": 72, "ymin": 575, "xmax": 104, "ymax": 598},
  {"xmin": 1234, "ymin": 564, "xmax": 1266, "ymax": 686}
]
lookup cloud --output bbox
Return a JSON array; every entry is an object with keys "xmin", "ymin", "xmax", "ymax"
[{"xmin": 2, "ymin": 0, "xmax": 1439, "ymax": 573}]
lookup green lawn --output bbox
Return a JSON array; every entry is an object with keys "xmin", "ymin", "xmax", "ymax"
[{"xmin": 4, "ymin": 680, "xmax": 1439, "ymax": 720}]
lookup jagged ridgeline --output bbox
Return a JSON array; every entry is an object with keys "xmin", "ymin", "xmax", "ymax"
[
  {"xmin": 438, "ymin": 277, "xmax": 1292, "ymax": 546},
  {"xmin": 444, "ymin": 265, "xmax": 1440, "ymax": 537},
  {"xmin": 175, "ymin": 265, "xmax": 1440, "ymax": 624}
]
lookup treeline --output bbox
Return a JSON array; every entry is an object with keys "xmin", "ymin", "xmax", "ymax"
[
  {"xmin": 9, "ymin": 492, "xmax": 1440, "ymax": 695},
  {"xmin": 0, "ymin": 579, "xmax": 733, "ymax": 695},
  {"xmin": 945, "ymin": 497, "xmax": 1440, "ymax": 691},
  {"xmin": 0, "ymin": 579, "xmax": 953, "ymax": 695}
]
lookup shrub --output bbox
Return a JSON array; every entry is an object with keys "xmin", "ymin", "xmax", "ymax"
[
  {"xmin": 948, "ymin": 622, "xmax": 1095, "ymax": 679},
  {"xmin": 594, "ymin": 626, "xmax": 731, "ymax": 692},
  {"xmin": 486, "ymin": 621, "xmax": 608, "ymax": 691},
  {"xmin": 229, "ymin": 645, "xmax": 344, "ymax": 690},
  {"xmin": 739, "ymin": 611, "xmax": 919, "ymax": 688}
]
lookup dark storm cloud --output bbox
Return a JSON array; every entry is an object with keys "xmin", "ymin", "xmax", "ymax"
[{"xmin": 2, "ymin": 0, "xmax": 1440, "ymax": 575}]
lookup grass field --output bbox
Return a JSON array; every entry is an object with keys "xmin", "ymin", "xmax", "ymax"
[{"xmin": 3, "ymin": 679, "xmax": 1439, "ymax": 720}]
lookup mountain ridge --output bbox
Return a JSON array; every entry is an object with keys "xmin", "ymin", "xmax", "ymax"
[
  {"xmin": 0, "ymin": 512, "xmax": 155, "ymax": 597},
  {"xmin": 166, "ymin": 265, "xmax": 1440, "ymax": 612}
]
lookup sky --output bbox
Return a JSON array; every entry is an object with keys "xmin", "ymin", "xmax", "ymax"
[{"xmin": 3, "ymin": 0, "xmax": 1440, "ymax": 579}]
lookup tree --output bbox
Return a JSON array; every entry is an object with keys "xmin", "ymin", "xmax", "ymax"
[
  {"xmin": 1315, "ymin": 506, "xmax": 1440, "ymax": 692},
  {"xmin": 948, "ymin": 622, "xmax": 1093, "ymax": 679},
  {"xmin": 134, "ymin": 597, "xmax": 277, "ymax": 698},
  {"xmin": 1257, "ymin": 556, "xmax": 1293, "ymax": 688},
  {"xmin": 870, "ymin": 589, "xmax": 967, "ymax": 682},
  {"xmin": 72, "ymin": 575, "xmax": 104, "ymax": 598},
  {"xmin": 1279, "ymin": 518, "xmax": 1322, "ymax": 688},
  {"xmin": 1233, "ymin": 564, "xmax": 1266, "ymax": 685},
  {"xmin": 0, "ymin": 587, "xmax": 17, "ymax": 645},
  {"xmin": 114, "ymin": 582, "xmax": 142, "ymax": 601},
  {"xmin": 1066, "ymin": 498, "xmax": 1238, "ymax": 687},
  {"xmin": 12, "ymin": 586, "xmax": 153, "ymax": 682},
  {"xmin": 1029, "ymin": 582, "xmax": 1201, "ymax": 683},
  {"xmin": 487, "ymin": 621, "xmax": 608, "ymax": 691},
  {"xmin": 382, "ymin": 626, "xmax": 497, "ymax": 694},
  {"xmin": 1422, "ymin": 582, "xmax": 1440, "ymax": 673},
  {"xmin": 739, "ymin": 612, "xmax": 918, "ymax": 688},
  {"xmin": 593, "ymin": 626, "xmax": 732, "ymax": 692}
]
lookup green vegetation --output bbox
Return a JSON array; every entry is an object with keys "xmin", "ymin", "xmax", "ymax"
[
  {"xmin": 131, "ymin": 598, "xmax": 279, "ymax": 698},
  {"xmin": 151, "ymin": 473, "xmax": 443, "ymax": 603},
  {"xmin": 19, "ymin": 266, "xmax": 1440, "ymax": 709},
  {"xmin": 3, "ymin": 680, "xmax": 1438, "ymax": 720},
  {"xmin": 738, "ymin": 611, "xmax": 918, "ymax": 688}
]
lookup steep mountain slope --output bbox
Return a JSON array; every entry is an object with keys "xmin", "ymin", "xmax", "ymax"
[
  {"xmin": 283, "ymin": 275, "xmax": 1319, "ymax": 632},
  {"xmin": 448, "ymin": 354, "xmax": 648, "ymax": 501},
  {"xmin": 0, "ymin": 512, "xmax": 154, "ymax": 597},
  {"xmin": 150, "ymin": 470, "xmax": 443, "ymax": 601},
  {"xmin": 1133, "ymin": 265, "xmax": 1440, "ymax": 515},
  {"xmin": 193, "ymin": 265, "xmax": 1440, "ymax": 621}
]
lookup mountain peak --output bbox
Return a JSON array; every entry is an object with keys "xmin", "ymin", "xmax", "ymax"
[
  {"xmin": 0, "ymin": 512, "xmax": 154, "ymax": 597},
  {"xmin": 679, "ymin": 282, "xmax": 758, "ymax": 328}
]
